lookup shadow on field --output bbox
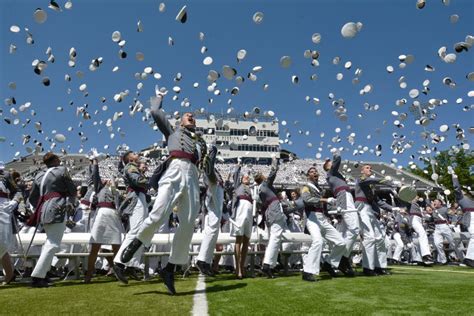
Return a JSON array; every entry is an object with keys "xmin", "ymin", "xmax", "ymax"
[{"xmin": 133, "ymin": 282, "xmax": 247, "ymax": 297}]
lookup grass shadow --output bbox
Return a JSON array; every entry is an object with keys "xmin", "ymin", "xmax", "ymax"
[{"xmin": 133, "ymin": 282, "xmax": 247, "ymax": 297}]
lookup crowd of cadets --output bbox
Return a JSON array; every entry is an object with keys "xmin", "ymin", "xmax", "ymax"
[{"xmin": 1, "ymin": 96, "xmax": 473, "ymax": 293}]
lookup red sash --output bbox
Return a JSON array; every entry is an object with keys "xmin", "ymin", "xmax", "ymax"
[{"xmin": 26, "ymin": 192, "xmax": 64, "ymax": 226}]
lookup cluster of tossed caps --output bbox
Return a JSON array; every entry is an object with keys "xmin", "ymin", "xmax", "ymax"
[{"xmin": 2, "ymin": 2, "xmax": 473, "ymax": 165}]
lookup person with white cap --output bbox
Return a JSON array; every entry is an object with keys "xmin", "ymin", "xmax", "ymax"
[
  {"xmin": 450, "ymin": 168, "xmax": 474, "ymax": 268},
  {"xmin": 0, "ymin": 169, "xmax": 23, "ymax": 285},
  {"xmin": 118, "ymin": 90, "xmax": 207, "ymax": 295},
  {"xmin": 323, "ymin": 153, "xmax": 358, "ymax": 276},
  {"xmin": 112, "ymin": 151, "xmax": 149, "ymax": 284},
  {"xmin": 254, "ymin": 156, "xmax": 288, "ymax": 279},
  {"xmin": 84, "ymin": 157, "xmax": 123, "ymax": 283},
  {"xmin": 431, "ymin": 198, "xmax": 464, "ymax": 264},
  {"xmin": 300, "ymin": 166, "xmax": 346, "ymax": 282},
  {"xmin": 195, "ymin": 145, "xmax": 225, "ymax": 277},
  {"xmin": 355, "ymin": 164, "xmax": 394, "ymax": 276},
  {"xmin": 229, "ymin": 158, "xmax": 254, "ymax": 279},
  {"xmin": 27, "ymin": 152, "xmax": 77, "ymax": 288}
]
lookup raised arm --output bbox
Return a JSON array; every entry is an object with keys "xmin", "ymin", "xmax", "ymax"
[
  {"xmin": 205, "ymin": 145, "xmax": 218, "ymax": 184},
  {"xmin": 232, "ymin": 164, "xmax": 242, "ymax": 188},
  {"xmin": 330, "ymin": 154, "xmax": 342, "ymax": 175},
  {"xmin": 451, "ymin": 174, "xmax": 463, "ymax": 202},
  {"xmin": 150, "ymin": 96, "xmax": 174, "ymax": 139},
  {"xmin": 267, "ymin": 158, "xmax": 279, "ymax": 186},
  {"xmin": 91, "ymin": 160, "xmax": 102, "ymax": 193}
]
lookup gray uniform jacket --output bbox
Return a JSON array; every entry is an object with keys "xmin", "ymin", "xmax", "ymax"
[
  {"xmin": 119, "ymin": 162, "xmax": 148, "ymax": 217},
  {"xmin": 355, "ymin": 176, "xmax": 393, "ymax": 214},
  {"xmin": 29, "ymin": 166, "xmax": 76, "ymax": 225},
  {"xmin": 151, "ymin": 103, "xmax": 206, "ymax": 165},
  {"xmin": 300, "ymin": 180, "xmax": 326, "ymax": 216},
  {"xmin": 92, "ymin": 164, "xmax": 120, "ymax": 209},
  {"xmin": 409, "ymin": 201, "xmax": 423, "ymax": 217},
  {"xmin": 433, "ymin": 206, "xmax": 449, "ymax": 223},
  {"xmin": 257, "ymin": 160, "xmax": 286, "ymax": 225},
  {"xmin": 281, "ymin": 197, "xmax": 305, "ymax": 217},
  {"xmin": 231, "ymin": 165, "xmax": 253, "ymax": 218},
  {"xmin": 326, "ymin": 154, "xmax": 352, "ymax": 209},
  {"xmin": 452, "ymin": 174, "xmax": 474, "ymax": 212}
]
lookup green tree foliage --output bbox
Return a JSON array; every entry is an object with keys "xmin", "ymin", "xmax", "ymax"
[{"xmin": 409, "ymin": 149, "xmax": 474, "ymax": 201}]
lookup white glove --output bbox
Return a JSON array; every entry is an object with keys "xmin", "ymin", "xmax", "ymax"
[
  {"xmin": 155, "ymin": 85, "xmax": 168, "ymax": 97},
  {"xmin": 447, "ymin": 166, "xmax": 454, "ymax": 175},
  {"xmin": 326, "ymin": 197, "xmax": 335, "ymax": 204},
  {"xmin": 237, "ymin": 156, "xmax": 242, "ymax": 164},
  {"xmin": 392, "ymin": 207, "xmax": 400, "ymax": 212}
]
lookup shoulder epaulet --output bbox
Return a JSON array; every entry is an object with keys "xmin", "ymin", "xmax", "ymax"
[{"xmin": 301, "ymin": 186, "xmax": 310, "ymax": 193}]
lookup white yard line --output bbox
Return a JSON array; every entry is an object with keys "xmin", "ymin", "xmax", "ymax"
[
  {"xmin": 394, "ymin": 266, "xmax": 474, "ymax": 275},
  {"xmin": 192, "ymin": 274, "xmax": 208, "ymax": 316}
]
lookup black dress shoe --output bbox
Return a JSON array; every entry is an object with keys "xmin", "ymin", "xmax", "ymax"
[
  {"xmin": 338, "ymin": 256, "xmax": 355, "ymax": 277},
  {"xmin": 262, "ymin": 264, "xmax": 275, "ymax": 279},
  {"xmin": 422, "ymin": 255, "xmax": 434, "ymax": 266},
  {"xmin": 126, "ymin": 267, "xmax": 142, "ymax": 281},
  {"xmin": 31, "ymin": 277, "xmax": 50, "ymax": 288},
  {"xmin": 121, "ymin": 238, "xmax": 143, "ymax": 263},
  {"xmin": 363, "ymin": 268, "xmax": 377, "ymax": 276},
  {"xmin": 374, "ymin": 268, "xmax": 391, "ymax": 275},
  {"xmin": 463, "ymin": 258, "xmax": 474, "ymax": 268},
  {"xmin": 302, "ymin": 272, "xmax": 316, "ymax": 282},
  {"xmin": 159, "ymin": 269, "xmax": 176, "ymax": 295},
  {"xmin": 196, "ymin": 260, "xmax": 213, "ymax": 277},
  {"xmin": 323, "ymin": 261, "xmax": 340, "ymax": 277},
  {"xmin": 113, "ymin": 263, "xmax": 128, "ymax": 284}
]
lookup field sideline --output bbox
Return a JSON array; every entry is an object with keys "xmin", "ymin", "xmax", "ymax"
[{"xmin": 1, "ymin": 266, "xmax": 473, "ymax": 315}]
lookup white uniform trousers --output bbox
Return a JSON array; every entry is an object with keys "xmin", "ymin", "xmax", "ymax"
[
  {"xmin": 137, "ymin": 159, "xmax": 200, "ymax": 265},
  {"xmin": 466, "ymin": 212, "xmax": 474, "ymax": 260},
  {"xmin": 197, "ymin": 183, "xmax": 224, "ymax": 264},
  {"xmin": 31, "ymin": 219, "xmax": 66, "ymax": 278},
  {"xmin": 114, "ymin": 192, "xmax": 148, "ymax": 266},
  {"xmin": 263, "ymin": 217, "xmax": 287, "ymax": 268},
  {"xmin": 340, "ymin": 209, "xmax": 360, "ymax": 257},
  {"xmin": 434, "ymin": 223, "xmax": 463, "ymax": 263},
  {"xmin": 392, "ymin": 233, "xmax": 404, "ymax": 261},
  {"xmin": 303, "ymin": 212, "xmax": 346, "ymax": 274},
  {"xmin": 410, "ymin": 215, "xmax": 430, "ymax": 257},
  {"xmin": 359, "ymin": 204, "xmax": 387, "ymax": 269}
]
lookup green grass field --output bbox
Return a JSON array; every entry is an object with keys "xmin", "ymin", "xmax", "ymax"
[{"xmin": 1, "ymin": 266, "xmax": 473, "ymax": 315}]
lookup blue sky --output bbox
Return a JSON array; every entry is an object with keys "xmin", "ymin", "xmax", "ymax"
[{"xmin": 1, "ymin": 0, "xmax": 473, "ymax": 167}]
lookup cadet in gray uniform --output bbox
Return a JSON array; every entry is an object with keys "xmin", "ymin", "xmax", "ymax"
[
  {"xmin": 407, "ymin": 197, "xmax": 433, "ymax": 265},
  {"xmin": 254, "ymin": 157, "xmax": 287, "ymax": 279},
  {"xmin": 355, "ymin": 164, "xmax": 393, "ymax": 276},
  {"xmin": 230, "ymin": 160, "xmax": 254, "ymax": 279},
  {"xmin": 300, "ymin": 167, "xmax": 346, "ymax": 282},
  {"xmin": 28, "ymin": 153, "xmax": 77, "ymax": 288},
  {"xmin": 196, "ymin": 145, "xmax": 225, "ymax": 277},
  {"xmin": 450, "ymin": 170, "xmax": 474, "ymax": 267},
  {"xmin": 120, "ymin": 92, "xmax": 206, "ymax": 295},
  {"xmin": 431, "ymin": 198, "xmax": 464, "ymax": 264},
  {"xmin": 113, "ymin": 151, "xmax": 149, "ymax": 284},
  {"xmin": 85, "ymin": 158, "xmax": 123, "ymax": 283},
  {"xmin": 323, "ymin": 154, "xmax": 358, "ymax": 276}
]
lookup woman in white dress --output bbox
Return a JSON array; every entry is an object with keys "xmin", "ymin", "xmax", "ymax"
[
  {"xmin": 0, "ymin": 170, "xmax": 22, "ymax": 285},
  {"xmin": 85, "ymin": 159, "xmax": 123, "ymax": 283}
]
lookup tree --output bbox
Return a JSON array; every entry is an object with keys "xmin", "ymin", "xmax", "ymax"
[{"xmin": 409, "ymin": 149, "xmax": 474, "ymax": 201}]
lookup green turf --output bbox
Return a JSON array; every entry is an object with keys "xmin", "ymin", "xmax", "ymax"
[
  {"xmin": 0, "ymin": 275, "xmax": 197, "ymax": 315},
  {"xmin": 205, "ymin": 266, "xmax": 474, "ymax": 316}
]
